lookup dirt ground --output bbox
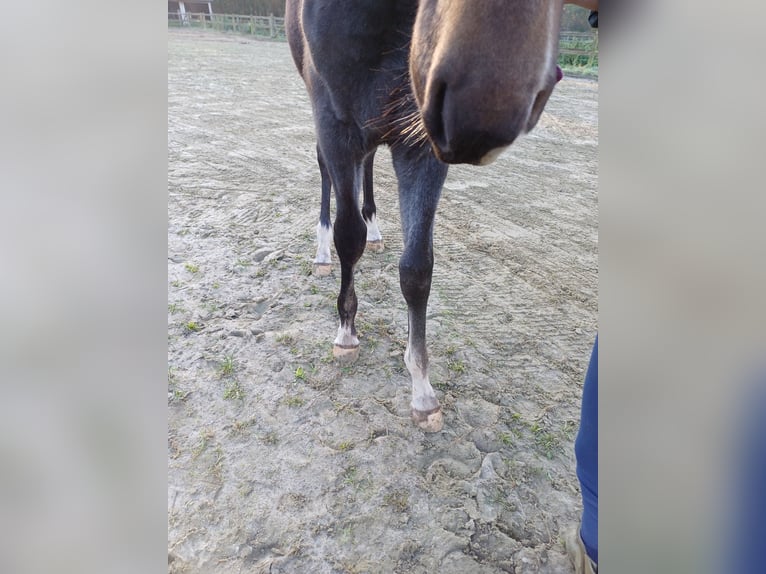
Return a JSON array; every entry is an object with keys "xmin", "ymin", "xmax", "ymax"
[{"xmin": 168, "ymin": 28, "xmax": 597, "ymax": 574}]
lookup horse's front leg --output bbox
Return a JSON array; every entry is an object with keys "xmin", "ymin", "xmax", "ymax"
[
  {"xmin": 316, "ymin": 128, "xmax": 368, "ymax": 362},
  {"xmin": 392, "ymin": 145, "xmax": 448, "ymax": 432}
]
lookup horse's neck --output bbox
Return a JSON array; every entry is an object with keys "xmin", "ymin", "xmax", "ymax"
[
  {"xmin": 305, "ymin": 1, "xmax": 415, "ymax": 77},
  {"xmin": 305, "ymin": 1, "xmax": 418, "ymax": 134}
]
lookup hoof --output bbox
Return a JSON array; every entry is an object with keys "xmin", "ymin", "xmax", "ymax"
[
  {"xmin": 366, "ymin": 240, "xmax": 384, "ymax": 253},
  {"xmin": 411, "ymin": 406, "xmax": 443, "ymax": 433},
  {"xmin": 313, "ymin": 263, "xmax": 332, "ymax": 276},
  {"xmin": 333, "ymin": 344, "xmax": 359, "ymax": 363}
]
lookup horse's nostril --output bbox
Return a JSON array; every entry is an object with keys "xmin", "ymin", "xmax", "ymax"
[
  {"xmin": 422, "ymin": 74, "xmax": 531, "ymax": 164},
  {"xmin": 424, "ymin": 80, "xmax": 450, "ymax": 156}
]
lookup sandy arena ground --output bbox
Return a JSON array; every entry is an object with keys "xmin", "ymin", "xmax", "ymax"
[{"xmin": 168, "ymin": 28, "xmax": 597, "ymax": 573}]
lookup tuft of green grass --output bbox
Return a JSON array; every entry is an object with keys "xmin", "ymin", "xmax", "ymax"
[
  {"xmin": 170, "ymin": 279, "xmax": 183, "ymax": 288},
  {"xmin": 232, "ymin": 418, "xmax": 255, "ymax": 435},
  {"xmin": 168, "ymin": 303, "xmax": 184, "ymax": 314},
  {"xmin": 185, "ymin": 321, "xmax": 201, "ymax": 333},
  {"xmin": 562, "ymin": 419, "xmax": 578, "ymax": 440},
  {"xmin": 432, "ymin": 377, "xmax": 448, "ymax": 391},
  {"xmin": 223, "ymin": 380, "xmax": 244, "ymax": 400},
  {"xmin": 235, "ymin": 258, "xmax": 251, "ymax": 267},
  {"xmin": 211, "ymin": 446, "xmax": 225, "ymax": 481},
  {"xmin": 184, "ymin": 263, "xmax": 199, "ymax": 273},
  {"xmin": 499, "ymin": 433, "xmax": 514, "ymax": 446},
  {"xmin": 383, "ymin": 489, "xmax": 409, "ymax": 512},
  {"xmin": 447, "ymin": 358, "xmax": 466, "ymax": 374},
  {"xmin": 284, "ymin": 395, "xmax": 305, "ymax": 407},
  {"xmin": 294, "ymin": 366, "xmax": 306, "ymax": 380},
  {"xmin": 535, "ymin": 432, "xmax": 559, "ymax": 459},
  {"xmin": 168, "ymin": 367, "xmax": 190, "ymax": 402},
  {"xmin": 337, "ymin": 441, "xmax": 354, "ymax": 452},
  {"xmin": 262, "ymin": 431, "xmax": 278, "ymax": 445},
  {"xmin": 220, "ymin": 355, "xmax": 235, "ymax": 377},
  {"xmin": 342, "ymin": 465, "xmax": 359, "ymax": 486},
  {"xmin": 529, "ymin": 421, "xmax": 560, "ymax": 459},
  {"xmin": 192, "ymin": 429, "xmax": 214, "ymax": 459},
  {"xmin": 300, "ymin": 259, "xmax": 313, "ymax": 276},
  {"xmin": 276, "ymin": 333, "xmax": 295, "ymax": 346}
]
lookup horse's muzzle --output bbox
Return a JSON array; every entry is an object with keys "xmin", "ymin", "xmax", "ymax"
[{"xmin": 421, "ymin": 72, "xmax": 557, "ymax": 166}]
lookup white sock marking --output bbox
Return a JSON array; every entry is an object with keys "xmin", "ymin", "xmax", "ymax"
[
  {"xmin": 334, "ymin": 323, "xmax": 359, "ymax": 348},
  {"xmin": 405, "ymin": 346, "xmax": 439, "ymax": 412},
  {"xmin": 315, "ymin": 222, "xmax": 332, "ymax": 265},
  {"xmin": 365, "ymin": 213, "xmax": 382, "ymax": 242}
]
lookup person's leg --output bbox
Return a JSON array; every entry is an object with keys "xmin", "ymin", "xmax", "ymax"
[
  {"xmin": 731, "ymin": 373, "xmax": 766, "ymax": 572},
  {"xmin": 575, "ymin": 335, "xmax": 598, "ymax": 564}
]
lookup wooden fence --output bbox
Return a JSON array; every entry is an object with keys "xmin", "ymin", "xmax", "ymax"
[
  {"xmin": 168, "ymin": 12, "xmax": 287, "ymax": 39},
  {"xmin": 558, "ymin": 30, "xmax": 598, "ymax": 66},
  {"xmin": 167, "ymin": 13, "xmax": 597, "ymax": 64}
]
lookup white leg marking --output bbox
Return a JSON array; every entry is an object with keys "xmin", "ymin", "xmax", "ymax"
[
  {"xmin": 365, "ymin": 213, "xmax": 383, "ymax": 242},
  {"xmin": 315, "ymin": 222, "xmax": 332, "ymax": 265},
  {"xmin": 404, "ymin": 346, "xmax": 439, "ymax": 412},
  {"xmin": 334, "ymin": 323, "xmax": 359, "ymax": 348}
]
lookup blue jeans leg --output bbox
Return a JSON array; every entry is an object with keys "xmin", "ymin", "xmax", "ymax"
[{"xmin": 575, "ymin": 335, "xmax": 598, "ymax": 564}]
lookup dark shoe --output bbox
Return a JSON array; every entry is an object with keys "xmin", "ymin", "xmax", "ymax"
[{"xmin": 564, "ymin": 524, "xmax": 597, "ymax": 574}]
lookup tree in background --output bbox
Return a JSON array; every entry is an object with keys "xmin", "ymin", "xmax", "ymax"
[
  {"xmin": 561, "ymin": 5, "xmax": 592, "ymax": 32},
  {"xmin": 215, "ymin": 0, "xmax": 285, "ymax": 16}
]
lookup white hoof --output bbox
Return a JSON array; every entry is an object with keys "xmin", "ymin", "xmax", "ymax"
[
  {"xmin": 366, "ymin": 240, "xmax": 384, "ymax": 253},
  {"xmin": 333, "ymin": 344, "xmax": 359, "ymax": 363},
  {"xmin": 313, "ymin": 263, "xmax": 332, "ymax": 276},
  {"xmin": 411, "ymin": 407, "xmax": 443, "ymax": 432}
]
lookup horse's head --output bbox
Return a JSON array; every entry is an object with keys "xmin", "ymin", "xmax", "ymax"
[{"xmin": 410, "ymin": 0, "xmax": 563, "ymax": 165}]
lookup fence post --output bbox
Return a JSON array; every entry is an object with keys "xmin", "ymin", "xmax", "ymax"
[
  {"xmin": 269, "ymin": 14, "xmax": 275, "ymax": 38},
  {"xmin": 589, "ymin": 31, "xmax": 598, "ymax": 67},
  {"xmin": 250, "ymin": 15, "xmax": 255, "ymax": 35}
]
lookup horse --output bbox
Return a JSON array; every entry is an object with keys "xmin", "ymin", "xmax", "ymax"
[{"xmin": 285, "ymin": 0, "xmax": 563, "ymax": 432}]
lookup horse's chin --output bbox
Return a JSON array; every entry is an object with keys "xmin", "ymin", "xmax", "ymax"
[
  {"xmin": 476, "ymin": 146, "xmax": 509, "ymax": 166},
  {"xmin": 428, "ymin": 140, "xmax": 512, "ymax": 166}
]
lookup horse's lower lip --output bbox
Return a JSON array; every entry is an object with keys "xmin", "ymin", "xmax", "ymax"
[{"xmin": 556, "ymin": 65, "xmax": 563, "ymax": 83}]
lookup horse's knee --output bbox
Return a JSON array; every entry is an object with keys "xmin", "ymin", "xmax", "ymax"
[
  {"xmin": 334, "ymin": 212, "xmax": 367, "ymax": 264},
  {"xmin": 399, "ymin": 252, "xmax": 433, "ymax": 304}
]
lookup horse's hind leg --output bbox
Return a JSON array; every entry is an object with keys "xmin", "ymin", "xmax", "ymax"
[
  {"xmin": 391, "ymin": 145, "xmax": 448, "ymax": 432},
  {"xmin": 314, "ymin": 144, "xmax": 333, "ymax": 276},
  {"xmin": 361, "ymin": 149, "xmax": 384, "ymax": 253}
]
